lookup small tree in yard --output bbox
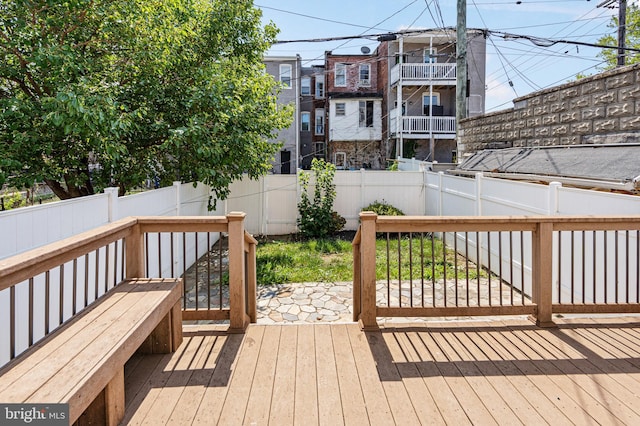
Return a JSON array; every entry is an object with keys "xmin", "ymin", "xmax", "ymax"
[
  {"xmin": 0, "ymin": 0, "xmax": 291, "ymax": 202},
  {"xmin": 297, "ymin": 158, "xmax": 345, "ymax": 238}
]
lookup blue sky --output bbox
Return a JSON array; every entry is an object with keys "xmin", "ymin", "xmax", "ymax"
[{"xmin": 257, "ymin": 0, "xmax": 622, "ymax": 112}]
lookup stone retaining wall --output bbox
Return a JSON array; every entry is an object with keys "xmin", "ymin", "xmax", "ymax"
[{"xmin": 458, "ymin": 63, "xmax": 640, "ymax": 157}]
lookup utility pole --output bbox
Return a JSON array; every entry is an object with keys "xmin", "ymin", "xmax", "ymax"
[
  {"xmin": 618, "ymin": 0, "xmax": 627, "ymax": 66},
  {"xmin": 456, "ymin": 0, "xmax": 467, "ymax": 161},
  {"xmin": 598, "ymin": 0, "xmax": 627, "ymax": 67}
]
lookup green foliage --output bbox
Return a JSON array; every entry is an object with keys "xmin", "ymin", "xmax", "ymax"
[
  {"xmin": 0, "ymin": 0, "xmax": 291, "ymax": 202},
  {"xmin": 362, "ymin": 200, "xmax": 405, "ymax": 216},
  {"xmin": 596, "ymin": 3, "xmax": 640, "ymax": 70},
  {"xmin": 297, "ymin": 158, "xmax": 345, "ymax": 238},
  {"xmin": 1, "ymin": 191, "xmax": 25, "ymax": 210},
  {"xmin": 256, "ymin": 238, "xmax": 353, "ymax": 284},
  {"xmin": 255, "ymin": 234, "xmax": 488, "ymax": 285}
]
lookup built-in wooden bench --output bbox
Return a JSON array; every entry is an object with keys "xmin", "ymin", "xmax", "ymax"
[{"xmin": 0, "ymin": 278, "xmax": 183, "ymax": 426}]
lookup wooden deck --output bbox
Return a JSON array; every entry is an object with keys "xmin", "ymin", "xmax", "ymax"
[{"xmin": 122, "ymin": 317, "xmax": 640, "ymax": 425}]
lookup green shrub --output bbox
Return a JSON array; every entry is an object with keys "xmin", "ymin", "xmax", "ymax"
[
  {"xmin": 362, "ymin": 200, "xmax": 404, "ymax": 216},
  {"xmin": 297, "ymin": 158, "xmax": 345, "ymax": 238},
  {"xmin": 1, "ymin": 191, "xmax": 26, "ymax": 210}
]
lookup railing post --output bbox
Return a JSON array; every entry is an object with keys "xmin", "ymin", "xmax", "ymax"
[
  {"xmin": 352, "ymin": 235, "xmax": 362, "ymax": 322},
  {"xmin": 125, "ymin": 223, "xmax": 144, "ymax": 279},
  {"xmin": 227, "ymin": 212, "xmax": 249, "ymax": 333},
  {"xmin": 359, "ymin": 212, "xmax": 379, "ymax": 331},
  {"xmin": 531, "ymin": 221, "xmax": 556, "ymax": 327},
  {"xmin": 246, "ymin": 237, "xmax": 258, "ymax": 323}
]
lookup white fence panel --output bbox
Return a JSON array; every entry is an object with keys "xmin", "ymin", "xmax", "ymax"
[
  {"xmin": 263, "ymin": 175, "xmax": 298, "ymax": 235},
  {"xmin": 0, "ymin": 194, "xmax": 109, "ymax": 260},
  {"xmin": 117, "ymin": 186, "xmax": 178, "ymax": 219},
  {"xmin": 557, "ymin": 186, "xmax": 640, "ymax": 215},
  {"xmin": 480, "ymin": 177, "xmax": 551, "ymax": 216},
  {"xmin": 227, "ymin": 178, "xmax": 265, "ymax": 235},
  {"xmin": 179, "ymin": 182, "xmax": 219, "ymax": 216},
  {"xmin": 439, "ymin": 174, "xmax": 476, "ymax": 216},
  {"xmin": 360, "ymin": 171, "xmax": 425, "ymax": 216}
]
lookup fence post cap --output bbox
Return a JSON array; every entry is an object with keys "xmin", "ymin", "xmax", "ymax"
[
  {"xmin": 227, "ymin": 211, "xmax": 246, "ymax": 221},
  {"xmin": 359, "ymin": 211, "xmax": 378, "ymax": 220}
]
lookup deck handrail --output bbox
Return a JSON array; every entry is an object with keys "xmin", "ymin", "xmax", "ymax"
[
  {"xmin": 353, "ymin": 213, "xmax": 640, "ymax": 330},
  {"xmin": 0, "ymin": 213, "xmax": 256, "ymax": 364}
]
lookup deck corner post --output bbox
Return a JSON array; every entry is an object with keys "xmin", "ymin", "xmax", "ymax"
[
  {"xmin": 530, "ymin": 221, "xmax": 556, "ymax": 328},
  {"xmin": 227, "ymin": 212, "xmax": 249, "ymax": 333},
  {"xmin": 125, "ymin": 222, "xmax": 145, "ymax": 279},
  {"xmin": 359, "ymin": 212, "xmax": 379, "ymax": 331}
]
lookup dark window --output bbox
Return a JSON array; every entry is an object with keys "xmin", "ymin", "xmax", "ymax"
[{"xmin": 359, "ymin": 100, "xmax": 374, "ymax": 128}]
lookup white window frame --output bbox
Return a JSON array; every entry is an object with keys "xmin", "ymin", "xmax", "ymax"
[
  {"xmin": 358, "ymin": 100, "xmax": 374, "ymax": 128},
  {"xmin": 335, "ymin": 63, "xmax": 346, "ymax": 87},
  {"xmin": 315, "ymin": 142, "xmax": 325, "ymax": 158},
  {"xmin": 315, "ymin": 108, "xmax": 325, "ymax": 135},
  {"xmin": 279, "ymin": 64, "xmax": 292, "ymax": 88},
  {"xmin": 335, "ymin": 102, "xmax": 346, "ymax": 116},
  {"xmin": 359, "ymin": 64, "xmax": 371, "ymax": 87},
  {"xmin": 422, "ymin": 92, "xmax": 441, "ymax": 115},
  {"xmin": 301, "ymin": 76, "xmax": 311, "ymax": 95},
  {"xmin": 301, "ymin": 111, "xmax": 311, "ymax": 132},
  {"xmin": 423, "ymin": 48, "xmax": 437, "ymax": 63},
  {"xmin": 315, "ymin": 76, "xmax": 325, "ymax": 98}
]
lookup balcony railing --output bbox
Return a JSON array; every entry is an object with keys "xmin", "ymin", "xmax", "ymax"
[
  {"xmin": 390, "ymin": 63, "xmax": 457, "ymax": 85},
  {"xmin": 353, "ymin": 213, "xmax": 640, "ymax": 330},
  {"xmin": 0, "ymin": 213, "xmax": 256, "ymax": 365},
  {"xmin": 390, "ymin": 113, "xmax": 456, "ymax": 136}
]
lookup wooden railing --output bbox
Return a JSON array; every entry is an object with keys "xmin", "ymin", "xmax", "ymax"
[
  {"xmin": 353, "ymin": 213, "xmax": 640, "ymax": 330},
  {"xmin": 0, "ymin": 213, "xmax": 256, "ymax": 364}
]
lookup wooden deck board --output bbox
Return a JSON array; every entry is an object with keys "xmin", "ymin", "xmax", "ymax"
[
  {"xmin": 314, "ymin": 325, "xmax": 345, "ymax": 426},
  {"xmin": 122, "ymin": 318, "xmax": 640, "ymax": 425}
]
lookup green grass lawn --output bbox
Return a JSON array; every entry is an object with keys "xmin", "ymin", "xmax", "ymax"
[{"xmin": 255, "ymin": 234, "xmax": 485, "ymax": 285}]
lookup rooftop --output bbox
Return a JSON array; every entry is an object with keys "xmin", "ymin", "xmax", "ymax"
[{"xmin": 455, "ymin": 144, "xmax": 640, "ymax": 192}]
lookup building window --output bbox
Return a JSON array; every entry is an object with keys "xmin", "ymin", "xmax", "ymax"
[
  {"xmin": 279, "ymin": 64, "xmax": 292, "ymax": 88},
  {"xmin": 395, "ymin": 54, "xmax": 408, "ymax": 64},
  {"xmin": 335, "ymin": 152, "xmax": 347, "ymax": 169},
  {"xmin": 315, "ymin": 76, "xmax": 325, "ymax": 98},
  {"xmin": 335, "ymin": 102, "xmax": 346, "ymax": 116},
  {"xmin": 359, "ymin": 100, "xmax": 374, "ymax": 128},
  {"xmin": 301, "ymin": 112, "xmax": 310, "ymax": 131},
  {"xmin": 335, "ymin": 63, "xmax": 346, "ymax": 87},
  {"xmin": 423, "ymin": 48, "xmax": 437, "ymax": 63},
  {"xmin": 359, "ymin": 64, "xmax": 370, "ymax": 86},
  {"xmin": 301, "ymin": 77, "xmax": 311, "ymax": 95},
  {"xmin": 315, "ymin": 142, "xmax": 325, "ymax": 158},
  {"xmin": 422, "ymin": 92, "xmax": 441, "ymax": 115},
  {"xmin": 315, "ymin": 108, "xmax": 325, "ymax": 135}
]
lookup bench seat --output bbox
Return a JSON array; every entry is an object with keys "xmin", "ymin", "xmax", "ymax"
[{"xmin": 0, "ymin": 278, "xmax": 183, "ymax": 425}]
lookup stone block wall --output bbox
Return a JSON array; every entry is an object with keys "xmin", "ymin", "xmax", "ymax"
[{"xmin": 458, "ymin": 63, "xmax": 640, "ymax": 157}]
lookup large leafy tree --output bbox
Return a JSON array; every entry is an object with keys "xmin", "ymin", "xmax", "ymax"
[
  {"xmin": 0, "ymin": 0, "xmax": 291, "ymax": 200},
  {"xmin": 597, "ymin": 2, "xmax": 640, "ymax": 69}
]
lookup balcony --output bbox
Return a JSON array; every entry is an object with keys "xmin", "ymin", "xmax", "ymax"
[
  {"xmin": 390, "ymin": 111, "xmax": 456, "ymax": 139},
  {"xmin": 390, "ymin": 62, "xmax": 457, "ymax": 86}
]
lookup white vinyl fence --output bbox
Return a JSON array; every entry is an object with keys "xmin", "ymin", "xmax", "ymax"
[
  {"xmin": 426, "ymin": 171, "xmax": 640, "ymax": 304},
  {"xmin": 228, "ymin": 170, "xmax": 427, "ymax": 234},
  {"xmin": 0, "ymin": 182, "xmax": 221, "ymax": 260}
]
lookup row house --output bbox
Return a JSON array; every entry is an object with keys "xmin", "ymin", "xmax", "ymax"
[
  {"xmin": 384, "ymin": 30, "xmax": 486, "ymax": 163},
  {"xmin": 263, "ymin": 56, "xmax": 301, "ymax": 174},
  {"xmin": 264, "ymin": 30, "xmax": 486, "ymax": 173},
  {"xmin": 299, "ymin": 65, "xmax": 326, "ymax": 170},
  {"xmin": 324, "ymin": 52, "xmax": 386, "ymax": 170}
]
